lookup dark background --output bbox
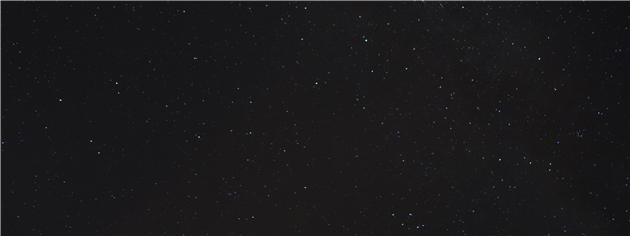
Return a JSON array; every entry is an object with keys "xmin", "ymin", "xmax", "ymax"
[{"xmin": 2, "ymin": 2, "xmax": 628, "ymax": 235}]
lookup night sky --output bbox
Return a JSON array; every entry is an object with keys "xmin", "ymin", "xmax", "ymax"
[{"xmin": 2, "ymin": 2, "xmax": 629, "ymax": 235}]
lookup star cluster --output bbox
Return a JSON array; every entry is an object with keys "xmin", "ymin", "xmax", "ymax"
[{"xmin": 2, "ymin": 2, "xmax": 628, "ymax": 235}]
